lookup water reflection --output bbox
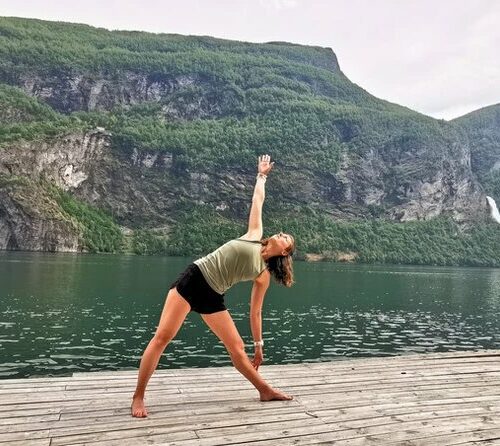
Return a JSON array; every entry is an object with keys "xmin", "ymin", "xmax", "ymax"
[{"xmin": 0, "ymin": 252, "xmax": 499, "ymax": 378}]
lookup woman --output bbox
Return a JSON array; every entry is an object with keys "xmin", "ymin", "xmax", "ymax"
[{"xmin": 131, "ymin": 154, "xmax": 296, "ymax": 418}]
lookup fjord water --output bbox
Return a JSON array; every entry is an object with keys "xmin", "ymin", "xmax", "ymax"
[{"xmin": 1, "ymin": 251, "xmax": 499, "ymax": 378}]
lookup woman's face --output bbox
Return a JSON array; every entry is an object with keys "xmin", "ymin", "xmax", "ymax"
[{"xmin": 271, "ymin": 232, "xmax": 294, "ymax": 255}]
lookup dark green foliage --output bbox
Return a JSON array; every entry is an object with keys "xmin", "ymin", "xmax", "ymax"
[
  {"xmin": 0, "ymin": 173, "xmax": 29, "ymax": 187},
  {"xmin": 131, "ymin": 229, "xmax": 170, "ymax": 255},
  {"xmin": 164, "ymin": 205, "xmax": 246, "ymax": 256},
  {"xmin": 48, "ymin": 185, "xmax": 124, "ymax": 253},
  {"xmin": 128, "ymin": 203, "xmax": 500, "ymax": 267},
  {"xmin": 0, "ymin": 17, "xmax": 347, "ymax": 95},
  {"xmin": 0, "ymin": 84, "xmax": 58, "ymax": 122},
  {"xmin": 0, "ymin": 85, "xmax": 87, "ymax": 146},
  {"xmin": 263, "ymin": 210, "xmax": 500, "ymax": 267},
  {"xmin": 453, "ymin": 104, "xmax": 500, "ymax": 202},
  {"xmin": 482, "ymin": 170, "xmax": 500, "ymax": 202}
]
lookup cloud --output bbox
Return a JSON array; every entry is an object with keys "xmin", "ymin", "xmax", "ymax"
[{"xmin": 259, "ymin": 0, "xmax": 298, "ymax": 11}]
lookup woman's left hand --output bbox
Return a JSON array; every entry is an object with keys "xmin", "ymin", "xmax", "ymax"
[
  {"xmin": 258, "ymin": 154, "xmax": 274, "ymax": 176},
  {"xmin": 251, "ymin": 348, "xmax": 264, "ymax": 371}
]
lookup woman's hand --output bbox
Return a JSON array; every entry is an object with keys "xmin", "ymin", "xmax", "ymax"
[
  {"xmin": 258, "ymin": 154, "xmax": 274, "ymax": 176},
  {"xmin": 251, "ymin": 348, "xmax": 264, "ymax": 371}
]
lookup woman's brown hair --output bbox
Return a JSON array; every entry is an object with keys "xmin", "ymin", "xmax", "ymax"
[{"xmin": 260, "ymin": 235, "xmax": 296, "ymax": 287}]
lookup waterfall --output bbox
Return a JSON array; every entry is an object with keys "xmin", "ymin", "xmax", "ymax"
[{"xmin": 486, "ymin": 196, "xmax": 500, "ymax": 224}]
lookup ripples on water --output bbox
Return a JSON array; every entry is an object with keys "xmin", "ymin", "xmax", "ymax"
[
  {"xmin": 1, "ymin": 253, "xmax": 499, "ymax": 378},
  {"xmin": 268, "ymin": 306, "xmax": 499, "ymax": 362}
]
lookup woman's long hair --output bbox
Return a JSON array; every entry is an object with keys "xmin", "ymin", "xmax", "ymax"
[{"xmin": 260, "ymin": 235, "xmax": 296, "ymax": 287}]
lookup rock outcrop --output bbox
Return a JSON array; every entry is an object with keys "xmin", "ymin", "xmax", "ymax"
[
  {"xmin": 0, "ymin": 129, "xmax": 110, "ymax": 251},
  {"xmin": 0, "ymin": 177, "xmax": 80, "ymax": 251}
]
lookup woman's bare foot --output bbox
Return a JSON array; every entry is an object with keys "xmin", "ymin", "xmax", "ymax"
[
  {"xmin": 131, "ymin": 396, "xmax": 148, "ymax": 417},
  {"xmin": 259, "ymin": 387, "xmax": 293, "ymax": 401}
]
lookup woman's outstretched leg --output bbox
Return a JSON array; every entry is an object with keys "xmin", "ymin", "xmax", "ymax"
[
  {"xmin": 201, "ymin": 310, "xmax": 293, "ymax": 401},
  {"xmin": 131, "ymin": 288, "xmax": 191, "ymax": 417}
]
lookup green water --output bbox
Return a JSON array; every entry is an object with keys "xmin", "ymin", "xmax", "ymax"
[{"xmin": 1, "ymin": 251, "xmax": 499, "ymax": 378}]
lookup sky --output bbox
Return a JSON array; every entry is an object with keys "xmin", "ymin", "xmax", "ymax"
[{"xmin": 1, "ymin": 0, "xmax": 499, "ymax": 120}]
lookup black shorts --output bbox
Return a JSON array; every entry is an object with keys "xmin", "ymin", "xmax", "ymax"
[{"xmin": 169, "ymin": 263, "xmax": 227, "ymax": 314}]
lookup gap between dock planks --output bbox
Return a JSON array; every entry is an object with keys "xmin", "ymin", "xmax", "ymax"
[{"xmin": 0, "ymin": 350, "xmax": 499, "ymax": 445}]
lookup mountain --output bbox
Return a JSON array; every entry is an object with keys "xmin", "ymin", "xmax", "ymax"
[
  {"xmin": 1, "ymin": 16, "xmax": 499, "ymax": 266},
  {"xmin": 452, "ymin": 103, "xmax": 500, "ymax": 203}
]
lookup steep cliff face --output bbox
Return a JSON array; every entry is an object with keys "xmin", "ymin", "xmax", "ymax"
[
  {"xmin": 304, "ymin": 128, "xmax": 487, "ymax": 224},
  {"xmin": 452, "ymin": 104, "xmax": 500, "ymax": 204},
  {"xmin": 453, "ymin": 104, "xmax": 500, "ymax": 176},
  {"xmin": 339, "ymin": 140, "xmax": 485, "ymax": 223},
  {"xmin": 0, "ymin": 129, "xmax": 110, "ymax": 251},
  {"xmin": 0, "ymin": 176, "xmax": 80, "ymax": 251},
  {"xmin": 18, "ymin": 72, "xmax": 213, "ymax": 114},
  {"xmin": 0, "ymin": 129, "xmax": 109, "ymax": 189}
]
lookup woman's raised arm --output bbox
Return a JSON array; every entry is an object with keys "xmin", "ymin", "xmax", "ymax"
[{"xmin": 243, "ymin": 155, "xmax": 274, "ymax": 240}]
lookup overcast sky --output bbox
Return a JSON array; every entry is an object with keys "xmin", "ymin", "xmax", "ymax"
[{"xmin": 1, "ymin": 0, "xmax": 499, "ymax": 120}]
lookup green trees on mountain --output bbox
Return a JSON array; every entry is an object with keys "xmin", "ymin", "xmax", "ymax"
[
  {"xmin": 48, "ymin": 185, "xmax": 124, "ymax": 253},
  {"xmin": 0, "ymin": 85, "xmax": 84, "ymax": 146}
]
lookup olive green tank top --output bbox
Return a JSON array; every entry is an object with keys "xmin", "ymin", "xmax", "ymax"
[{"xmin": 193, "ymin": 239, "xmax": 267, "ymax": 295}]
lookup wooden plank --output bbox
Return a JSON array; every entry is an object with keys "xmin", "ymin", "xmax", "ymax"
[
  {"xmin": 152, "ymin": 422, "xmax": 336, "ymax": 446},
  {"xmin": 2, "ymin": 366, "xmax": 496, "ymax": 402},
  {"xmin": 0, "ymin": 383, "xmax": 67, "ymax": 390},
  {"xmin": 60, "ymin": 397, "xmax": 302, "ymax": 420},
  {"xmin": 63, "ymin": 354, "xmax": 500, "ymax": 380},
  {"xmin": 0, "ymin": 386, "xmax": 182, "ymax": 405},
  {"xmin": 295, "ymin": 388, "xmax": 500, "ymax": 413},
  {"xmin": 0, "ymin": 390, "xmax": 298, "ymax": 414},
  {"xmin": 0, "ymin": 407, "xmax": 61, "ymax": 420},
  {"xmin": 0, "ymin": 413, "xmax": 61, "ymax": 426},
  {"xmin": 316, "ymin": 405, "xmax": 492, "ymax": 427},
  {"xmin": 0, "ymin": 440, "xmax": 50, "ymax": 446},
  {"xmin": 194, "ymin": 411, "xmax": 500, "ymax": 446},
  {"xmin": 244, "ymin": 425, "xmax": 500, "ymax": 446},
  {"xmin": 309, "ymin": 400, "xmax": 500, "ymax": 421},
  {"xmin": 39, "ymin": 370, "xmax": 499, "ymax": 397},
  {"xmin": 51, "ymin": 429, "xmax": 197, "ymax": 446},
  {"xmin": 175, "ymin": 375, "xmax": 500, "ymax": 395},
  {"xmin": 1, "ymin": 381, "xmax": 498, "ymax": 419},
  {"xmin": 384, "ymin": 426, "xmax": 500, "ymax": 446},
  {"xmin": 58, "ymin": 371, "xmax": 500, "ymax": 391},
  {"xmin": 0, "ymin": 429, "xmax": 50, "ymax": 443},
  {"xmin": 172, "ymin": 382, "xmax": 500, "ymax": 404},
  {"xmin": 194, "ymin": 417, "xmax": 329, "ymax": 439},
  {"xmin": 2, "ymin": 405, "xmax": 305, "ymax": 433}
]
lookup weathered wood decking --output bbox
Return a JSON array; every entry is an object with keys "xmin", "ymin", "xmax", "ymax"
[{"xmin": 1, "ymin": 350, "xmax": 500, "ymax": 445}]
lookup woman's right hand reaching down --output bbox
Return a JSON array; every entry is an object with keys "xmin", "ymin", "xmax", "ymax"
[{"xmin": 258, "ymin": 154, "xmax": 274, "ymax": 176}]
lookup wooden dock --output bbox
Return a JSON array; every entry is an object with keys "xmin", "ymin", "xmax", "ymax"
[{"xmin": 1, "ymin": 350, "xmax": 500, "ymax": 445}]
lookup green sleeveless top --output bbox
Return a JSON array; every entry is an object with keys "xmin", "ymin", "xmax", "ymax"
[{"xmin": 193, "ymin": 239, "xmax": 267, "ymax": 295}]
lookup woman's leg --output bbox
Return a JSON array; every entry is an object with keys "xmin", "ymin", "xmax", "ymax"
[
  {"xmin": 131, "ymin": 287, "xmax": 191, "ymax": 417},
  {"xmin": 201, "ymin": 310, "xmax": 293, "ymax": 401}
]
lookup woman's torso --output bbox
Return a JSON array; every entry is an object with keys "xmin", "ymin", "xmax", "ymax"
[{"xmin": 193, "ymin": 239, "xmax": 267, "ymax": 295}]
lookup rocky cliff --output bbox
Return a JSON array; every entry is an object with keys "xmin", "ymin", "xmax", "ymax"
[
  {"xmin": 452, "ymin": 103, "xmax": 500, "ymax": 204},
  {"xmin": 0, "ymin": 129, "xmax": 110, "ymax": 251}
]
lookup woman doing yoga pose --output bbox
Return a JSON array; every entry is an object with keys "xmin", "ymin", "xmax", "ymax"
[{"xmin": 131, "ymin": 154, "xmax": 295, "ymax": 417}]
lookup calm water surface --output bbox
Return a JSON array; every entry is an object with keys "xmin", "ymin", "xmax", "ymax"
[{"xmin": 1, "ymin": 251, "xmax": 499, "ymax": 378}]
